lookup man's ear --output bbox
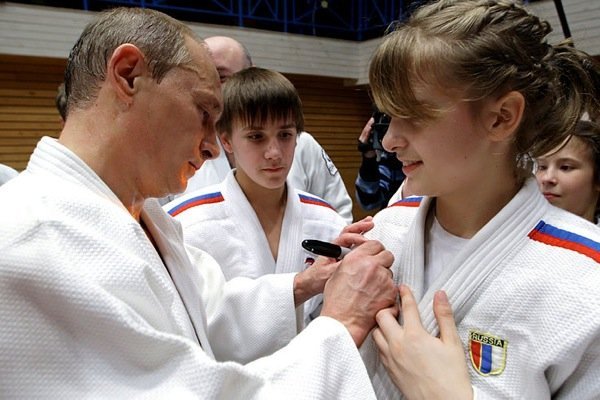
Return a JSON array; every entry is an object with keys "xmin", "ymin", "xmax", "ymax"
[
  {"xmin": 106, "ymin": 44, "xmax": 148, "ymax": 104},
  {"xmin": 485, "ymin": 90, "xmax": 525, "ymax": 142}
]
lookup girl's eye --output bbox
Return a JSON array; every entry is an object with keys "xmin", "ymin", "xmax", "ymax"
[
  {"xmin": 536, "ymin": 165, "xmax": 547, "ymax": 172},
  {"xmin": 560, "ymin": 165, "xmax": 574, "ymax": 172}
]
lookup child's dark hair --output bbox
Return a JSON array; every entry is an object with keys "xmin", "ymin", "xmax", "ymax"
[{"xmin": 216, "ymin": 67, "xmax": 304, "ymax": 136}]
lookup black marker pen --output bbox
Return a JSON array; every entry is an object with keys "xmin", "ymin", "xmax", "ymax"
[{"xmin": 302, "ymin": 239, "xmax": 351, "ymax": 260}]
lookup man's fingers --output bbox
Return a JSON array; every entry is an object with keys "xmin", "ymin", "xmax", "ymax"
[
  {"xmin": 334, "ymin": 217, "xmax": 375, "ymax": 248},
  {"xmin": 339, "ymin": 217, "xmax": 374, "ymax": 235},
  {"xmin": 334, "ymin": 233, "xmax": 368, "ymax": 249},
  {"xmin": 376, "ymin": 249, "xmax": 394, "ymax": 271},
  {"xmin": 433, "ymin": 290, "xmax": 460, "ymax": 344}
]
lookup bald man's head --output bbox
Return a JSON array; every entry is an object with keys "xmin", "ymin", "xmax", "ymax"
[{"xmin": 205, "ymin": 36, "xmax": 253, "ymax": 82}]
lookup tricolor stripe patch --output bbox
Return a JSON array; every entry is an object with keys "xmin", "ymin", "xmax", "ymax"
[
  {"xmin": 167, "ymin": 192, "xmax": 224, "ymax": 217},
  {"xmin": 528, "ymin": 220, "xmax": 600, "ymax": 263},
  {"xmin": 299, "ymin": 194, "xmax": 334, "ymax": 210},
  {"xmin": 389, "ymin": 196, "xmax": 423, "ymax": 208},
  {"xmin": 469, "ymin": 330, "xmax": 507, "ymax": 376}
]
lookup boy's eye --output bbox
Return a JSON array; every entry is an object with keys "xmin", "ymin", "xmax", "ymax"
[{"xmin": 247, "ymin": 132, "xmax": 263, "ymax": 140}]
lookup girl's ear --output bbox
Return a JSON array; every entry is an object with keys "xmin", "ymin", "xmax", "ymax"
[{"xmin": 485, "ymin": 91, "xmax": 525, "ymax": 142}]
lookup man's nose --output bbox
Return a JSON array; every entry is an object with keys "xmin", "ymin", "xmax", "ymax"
[{"xmin": 201, "ymin": 128, "xmax": 220, "ymax": 161}]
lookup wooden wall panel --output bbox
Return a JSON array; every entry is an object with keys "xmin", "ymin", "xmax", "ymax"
[
  {"xmin": 0, "ymin": 54, "xmax": 65, "ymax": 171},
  {"xmin": 0, "ymin": 56, "xmax": 376, "ymax": 220},
  {"xmin": 286, "ymin": 74, "xmax": 374, "ymax": 220}
]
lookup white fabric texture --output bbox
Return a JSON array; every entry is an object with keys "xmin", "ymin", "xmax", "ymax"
[
  {"xmin": 362, "ymin": 178, "xmax": 600, "ymax": 399},
  {"xmin": 0, "ymin": 163, "xmax": 18, "ymax": 186},
  {"xmin": 424, "ymin": 216, "xmax": 469, "ymax": 291},
  {"xmin": 166, "ymin": 170, "xmax": 347, "ymax": 326},
  {"xmin": 0, "ymin": 137, "xmax": 376, "ymax": 399},
  {"xmin": 183, "ymin": 131, "xmax": 354, "ymax": 223}
]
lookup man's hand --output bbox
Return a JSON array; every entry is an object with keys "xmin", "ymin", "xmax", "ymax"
[
  {"xmin": 372, "ymin": 285, "xmax": 473, "ymax": 400},
  {"xmin": 320, "ymin": 239, "xmax": 395, "ymax": 347},
  {"xmin": 293, "ymin": 217, "xmax": 375, "ymax": 306}
]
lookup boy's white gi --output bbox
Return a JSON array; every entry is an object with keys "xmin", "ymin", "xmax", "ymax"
[
  {"xmin": 361, "ymin": 178, "xmax": 600, "ymax": 399},
  {"xmin": 183, "ymin": 131, "xmax": 354, "ymax": 223},
  {"xmin": 166, "ymin": 170, "xmax": 348, "ymax": 326},
  {"xmin": 0, "ymin": 137, "xmax": 375, "ymax": 399}
]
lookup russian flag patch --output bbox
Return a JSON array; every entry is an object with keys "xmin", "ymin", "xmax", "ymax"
[
  {"xmin": 469, "ymin": 330, "xmax": 508, "ymax": 376},
  {"xmin": 299, "ymin": 194, "xmax": 334, "ymax": 210},
  {"xmin": 167, "ymin": 192, "xmax": 224, "ymax": 217},
  {"xmin": 389, "ymin": 196, "xmax": 423, "ymax": 208},
  {"xmin": 528, "ymin": 220, "xmax": 600, "ymax": 263}
]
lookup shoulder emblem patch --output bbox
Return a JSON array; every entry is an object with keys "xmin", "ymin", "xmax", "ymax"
[
  {"xmin": 321, "ymin": 149, "xmax": 338, "ymax": 176},
  {"xmin": 469, "ymin": 330, "xmax": 508, "ymax": 376},
  {"xmin": 299, "ymin": 194, "xmax": 335, "ymax": 210},
  {"xmin": 528, "ymin": 220, "xmax": 600, "ymax": 263},
  {"xmin": 167, "ymin": 192, "xmax": 224, "ymax": 217},
  {"xmin": 389, "ymin": 196, "xmax": 423, "ymax": 208}
]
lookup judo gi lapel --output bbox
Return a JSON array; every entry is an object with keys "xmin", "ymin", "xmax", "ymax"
[
  {"xmin": 416, "ymin": 178, "xmax": 548, "ymax": 336},
  {"xmin": 394, "ymin": 197, "xmax": 430, "ymax": 302},
  {"xmin": 275, "ymin": 184, "xmax": 304, "ymax": 274},
  {"xmin": 223, "ymin": 171, "xmax": 278, "ymax": 272},
  {"xmin": 141, "ymin": 199, "xmax": 214, "ymax": 357}
]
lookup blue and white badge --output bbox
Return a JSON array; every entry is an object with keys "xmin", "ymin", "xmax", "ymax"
[{"xmin": 469, "ymin": 330, "xmax": 508, "ymax": 376}]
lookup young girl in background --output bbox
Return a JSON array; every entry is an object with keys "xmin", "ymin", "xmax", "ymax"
[
  {"xmin": 360, "ymin": 0, "xmax": 600, "ymax": 398},
  {"xmin": 536, "ymin": 119, "xmax": 600, "ymax": 224}
]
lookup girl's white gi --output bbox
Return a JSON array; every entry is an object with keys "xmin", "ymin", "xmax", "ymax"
[{"xmin": 362, "ymin": 178, "xmax": 600, "ymax": 399}]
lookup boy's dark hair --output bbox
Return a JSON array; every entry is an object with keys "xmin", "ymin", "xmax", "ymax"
[{"xmin": 216, "ymin": 67, "xmax": 304, "ymax": 135}]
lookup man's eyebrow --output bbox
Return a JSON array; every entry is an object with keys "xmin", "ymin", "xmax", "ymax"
[{"xmin": 192, "ymin": 90, "xmax": 221, "ymax": 112}]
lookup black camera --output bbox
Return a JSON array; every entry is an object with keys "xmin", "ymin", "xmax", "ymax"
[{"xmin": 369, "ymin": 111, "xmax": 391, "ymax": 152}]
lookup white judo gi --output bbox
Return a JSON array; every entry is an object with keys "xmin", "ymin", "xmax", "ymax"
[
  {"xmin": 361, "ymin": 178, "xmax": 600, "ymax": 399},
  {"xmin": 183, "ymin": 132, "xmax": 354, "ymax": 223},
  {"xmin": 165, "ymin": 170, "xmax": 348, "ymax": 326},
  {"xmin": 0, "ymin": 137, "xmax": 375, "ymax": 399}
]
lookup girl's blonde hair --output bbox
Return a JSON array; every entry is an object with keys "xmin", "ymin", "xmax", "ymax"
[{"xmin": 369, "ymin": 0, "xmax": 600, "ymax": 160}]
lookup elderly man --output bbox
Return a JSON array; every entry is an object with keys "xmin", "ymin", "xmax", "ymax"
[
  {"xmin": 0, "ymin": 7, "xmax": 396, "ymax": 398},
  {"xmin": 180, "ymin": 35, "xmax": 354, "ymax": 223}
]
